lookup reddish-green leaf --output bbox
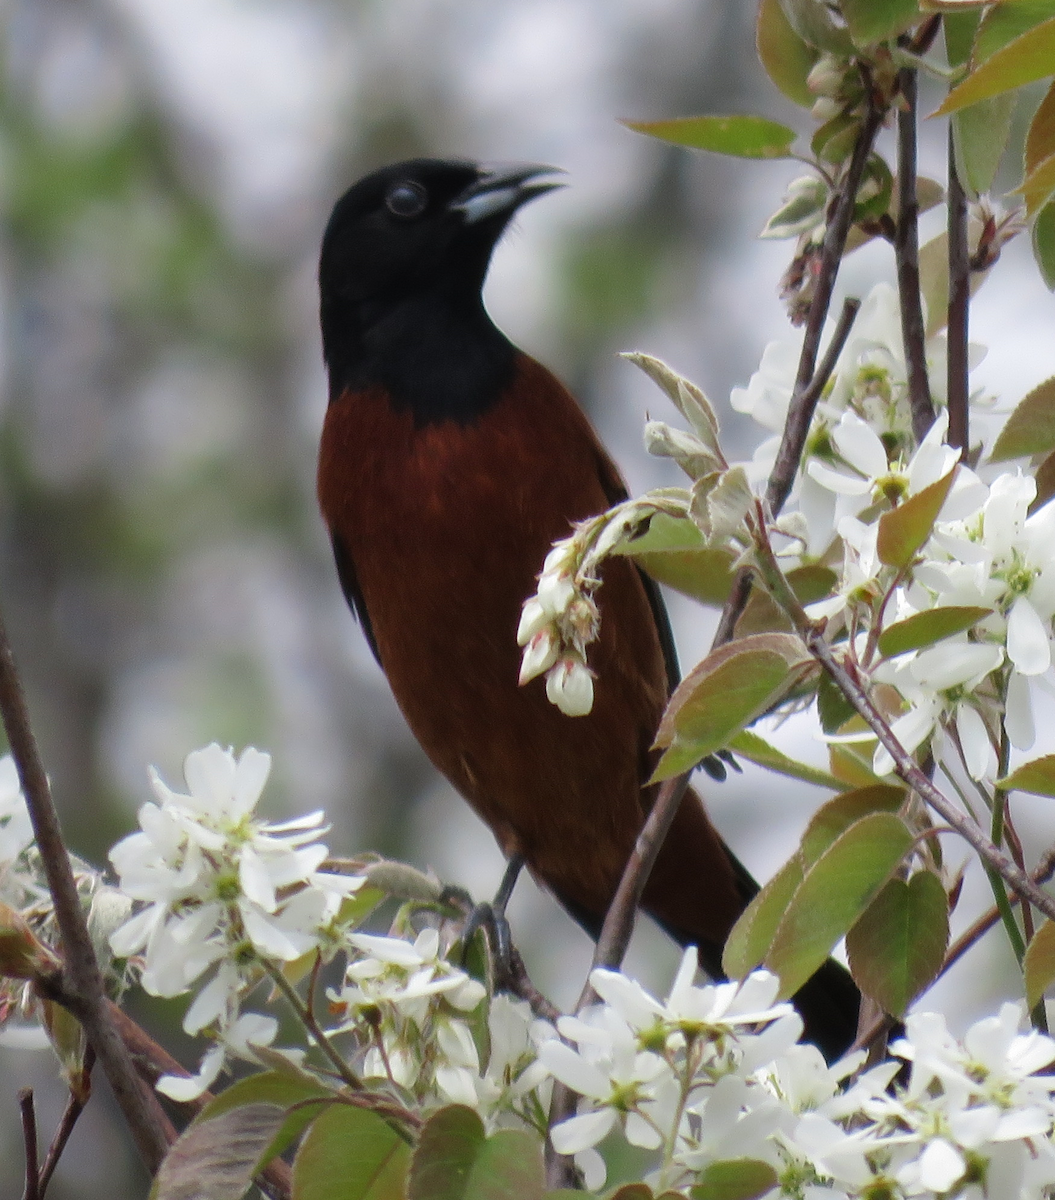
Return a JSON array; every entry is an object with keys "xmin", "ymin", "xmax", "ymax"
[
  {"xmin": 724, "ymin": 856, "xmax": 804, "ymax": 979},
  {"xmin": 846, "ymin": 871, "xmax": 950, "ymax": 1018},
  {"xmin": 1026, "ymin": 79, "xmax": 1055, "ymax": 174},
  {"xmin": 840, "ymin": 0, "xmax": 920, "ymax": 45},
  {"xmin": 990, "ymin": 378, "xmax": 1055, "ymax": 460},
  {"xmin": 757, "ymin": 0, "xmax": 819, "ymax": 106},
  {"xmin": 778, "ymin": 0, "xmax": 855, "ymax": 52},
  {"xmin": 878, "ymin": 606, "xmax": 992, "ymax": 658},
  {"xmin": 728, "ymin": 729, "xmax": 845, "ymax": 790},
  {"xmin": 623, "ymin": 115, "xmax": 797, "ymax": 159},
  {"xmin": 616, "ymin": 512, "xmax": 736, "ymax": 606},
  {"xmin": 998, "ymin": 754, "xmax": 1055, "ymax": 795},
  {"xmin": 1034, "ymin": 200, "xmax": 1055, "ymax": 289},
  {"xmin": 765, "ymin": 813, "xmax": 914, "ymax": 998},
  {"xmin": 652, "ymin": 635, "xmax": 809, "ymax": 781},
  {"xmin": 1025, "ymin": 920, "xmax": 1055, "ymax": 1008},
  {"xmin": 1020, "ymin": 152, "xmax": 1055, "ymax": 215},
  {"xmin": 876, "ymin": 469, "xmax": 957, "ymax": 567},
  {"xmin": 198, "ymin": 1070, "xmax": 330, "ymax": 1172},
  {"xmin": 152, "ymin": 1104, "xmax": 288, "ymax": 1200},
  {"xmin": 800, "ymin": 785, "xmax": 907, "ymax": 865},
  {"xmin": 691, "ymin": 1159, "xmax": 779, "ymax": 1200},
  {"xmin": 293, "ymin": 1104, "xmax": 410, "ymax": 1200},
  {"xmin": 407, "ymin": 1106, "xmax": 545, "ymax": 1200},
  {"xmin": 936, "ymin": 15, "xmax": 1055, "ymax": 115}
]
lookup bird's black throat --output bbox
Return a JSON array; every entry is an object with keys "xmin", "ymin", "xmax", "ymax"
[{"xmin": 322, "ymin": 286, "xmax": 517, "ymax": 427}]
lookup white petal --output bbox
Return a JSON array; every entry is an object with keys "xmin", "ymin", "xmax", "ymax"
[
  {"xmin": 156, "ymin": 1043, "xmax": 225, "ymax": 1101},
  {"xmin": 806, "ymin": 459, "xmax": 872, "ymax": 496},
  {"xmin": 832, "ymin": 411, "xmax": 888, "ymax": 479},
  {"xmin": 183, "ymin": 744, "xmax": 237, "ymax": 813},
  {"xmin": 239, "ymin": 846, "xmax": 278, "ymax": 912},
  {"xmin": 625, "ymin": 1110, "xmax": 663, "ymax": 1149},
  {"xmin": 232, "ymin": 748, "xmax": 271, "ymax": 817},
  {"xmin": 183, "ymin": 965, "xmax": 238, "ymax": 1035},
  {"xmin": 956, "ymin": 705, "xmax": 994, "ymax": 781},
  {"xmin": 538, "ymin": 1041, "xmax": 609, "ymax": 1100},
  {"xmin": 549, "ymin": 1108, "xmax": 615, "ymax": 1155},
  {"xmin": 916, "ymin": 1140, "xmax": 965, "ymax": 1192},
  {"xmin": 1007, "ymin": 596, "xmax": 1051, "ymax": 675},
  {"xmin": 546, "ymin": 660, "xmax": 594, "ymax": 716},
  {"xmin": 1005, "ymin": 671, "xmax": 1036, "ymax": 750},
  {"xmin": 519, "ymin": 628, "xmax": 559, "ymax": 685}
]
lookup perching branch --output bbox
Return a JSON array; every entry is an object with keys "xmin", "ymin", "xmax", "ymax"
[
  {"xmin": 0, "ymin": 605, "xmax": 173, "ymax": 1174},
  {"xmin": 36, "ymin": 1050, "xmax": 93, "ymax": 1200},
  {"xmin": 895, "ymin": 64, "xmax": 936, "ymax": 443},
  {"xmin": 20, "ymin": 1088, "xmax": 38, "ymax": 1200},
  {"xmin": 947, "ymin": 129, "xmax": 970, "ymax": 455}
]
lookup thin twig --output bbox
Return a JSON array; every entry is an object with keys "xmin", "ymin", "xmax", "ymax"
[
  {"xmin": 37, "ymin": 1049, "xmax": 93, "ymax": 1198},
  {"xmin": 20, "ymin": 1089, "xmax": 39, "ymax": 1200},
  {"xmin": 765, "ymin": 92, "xmax": 886, "ymax": 517},
  {"xmin": 947, "ymin": 128, "xmax": 970, "ymax": 454},
  {"xmin": 713, "ymin": 298, "xmax": 860, "ymax": 649},
  {"xmin": 895, "ymin": 64, "xmax": 935, "ymax": 443},
  {"xmin": 0, "ymin": 607, "xmax": 172, "ymax": 1172}
]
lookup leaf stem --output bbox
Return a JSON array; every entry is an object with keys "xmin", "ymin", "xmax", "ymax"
[{"xmin": 947, "ymin": 128, "xmax": 970, "ymax": 454}]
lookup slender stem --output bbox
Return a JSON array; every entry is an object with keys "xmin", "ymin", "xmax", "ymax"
[
  {"xmin": 947, "ymin": 127, "xmax": 970, "ymax": 454},
  {"xmin": 765, "ymin": 94, "xmax": 885, "ymax": 517},
  {"xmin": 37, "ymin": 1050, "xmax": 93, "ymax": 1198},
  {"xmin": 895, "ymin": 65, "xmax": 935, "ymax": 443},
  {"xmin": 0, "ymin": 608, "xmax": 172, "ymax": 1172},
  {"xmin": 263, "ymin": 962, "xmax": 365, "ymax": 1096},
  {"xmin": 585, "ymin": 774, "xmax": 692, "ymax": 984},
  {"xmin": 20, "ymin": 1089, "xmax": 39, "ymax": 1200}
]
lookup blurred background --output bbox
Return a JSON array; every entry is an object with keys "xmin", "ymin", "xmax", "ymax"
[{"xmin": 1, "ymin": 0, "xmax": 1054, "ymax": 1194}]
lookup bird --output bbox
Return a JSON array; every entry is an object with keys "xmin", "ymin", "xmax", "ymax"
[{"xmin": 316, "ymin": 158, "xmax": 860, "ymax": 1061}]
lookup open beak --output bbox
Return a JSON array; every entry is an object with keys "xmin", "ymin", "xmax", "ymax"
[{"xmin": 450, "ymin": 162, "xmax": 565, "ymax": 225}]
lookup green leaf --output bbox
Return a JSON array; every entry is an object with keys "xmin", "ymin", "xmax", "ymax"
[
  {"xmin": 623, "ymin": 115, "xmax": 797, "ymax": 159},
  {"xmin": 198, "ymin": 1070, "xmax": 331, "ymax": 1171},
  {"xmin": 876, "ymin": 468, "xmax": 957, "ymax": 568},
  {"xmin": 878, "ymin": 606, "xmax": 992, "ymax": 658},
  {"xmin": 614, "ymin": 512, "xmax": 736, "ymax": 606},
  {"xmin": 800, "ymin": 785, "xmax": 907, "ymax": 865},
  {"xmin": 920, "ymin": 232, "xmax": 950, "ymax": 336},
  {"xmin": 760, "ymin": 175, "xmax": 829, "ymax": 239},
  {"xmin": 692, "ymin": 465, "xmax": 754, "ymax": 539},
  {"xmin": 975, "ymin": 0, "xmax": 1055, "ymax": 62},
  {"xmin": 728, "ymin": 729, "xmax": 846, "ymax": 790},
  {"xmin": 953, "ymin": 94, "xmax": 1015, "ymax": 195},
  {"xmin": 778, "ymin": 0, "xmax": 855, "ymax": 52},
  {"xmin": 1020, "ymin": 152, "xmax": 1055, "ymax": 215},
  {"xmin": 407, "ymin": 1106, "xmax": 545, "ymax": 1200},
  {"xmin": 691, "ymin": 1159, "xmax": 779, "ymax": 1200},
  {"xmin": 1025, "ymin": 919, "xmax": 1055, "ymax": 1008},
  {"xmin": 936, "ymin": 15, "xmax": 1055, "ymax": 115},
  {"xmin": 845, "ymin": 870, "xmax": 950, "ymax": 1017},
  {"xmin": 723, "ymin": 856, "xmax": 804, "ymax": 978},
  {"xmin": 1034, "ymin": 200, "xmax": 1055, "ymax": 289},
  {"xmin": 840, "ymin": 0, "xmax": 920, "ymax": 45},
  {"xmin": 990, "ymin": 378, "xmax": 1055, "ymax": 460},
  {"xmin": 998, "ymin": 754, "xmax": 1055, "ymax": 795},
  {"xmin": 652, "ymin": 635, "xmax": 810, "ymax": 781},
  {"xmin": 765, "ymin": 812, "xmax": 914, "ymax": 998},
  {"xmin": 293, "ymin": 1104, "xmax": 410, "ymax": 1200},
  {"xmin": 817, "ymin": 670, "xmax": 858, "ymax": 735},
  {"xmin": 756, "ymin": 0, "xmax": 820, "ymax": 106},
  {"xmin": 151, "ymin": 1103, "xmax": 288, "ymax": 1200}
]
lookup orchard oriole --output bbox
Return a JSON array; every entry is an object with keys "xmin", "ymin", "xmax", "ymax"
[{"xmin": 317, "ymin": 159, "xmax": 860, "ymax": 1060}]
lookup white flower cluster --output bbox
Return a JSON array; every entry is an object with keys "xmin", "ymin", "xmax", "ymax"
[
  {"xmin": 326, "ymin": 927, "xmax": 552, "ymax": 1131},
  {"xmin": 730, "ymin": 281, "xmax": 1055, "ymax": 782},
  {"xmin": 537, "ymin": 949, "xmax": 1055, "ymax": 1198},
  {"xmin": 107, "ymin": 743, "xmax": 363, "ymax": 1098}
]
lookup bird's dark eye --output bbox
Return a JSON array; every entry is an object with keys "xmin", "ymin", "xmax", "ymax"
[{"xmin": 385, "ymin": 181, "xmax": 428, "ymax": 219}]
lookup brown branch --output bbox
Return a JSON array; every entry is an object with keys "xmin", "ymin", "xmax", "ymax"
[
  {"xmin": 37, "ymin": 1049, "xmax": 93, "ymax": 1198},
  {"xmin": 765, "ymin": 92, "xmax": 886, "ymax": 518},
  {"xmin": 20, "ymin": 1089, "xmax": 39, "ymax": 1200},
  {"xmin": 895, "ymin": 65, "xmax": 936, "ymax": 443},
  {"xmin": 947, "ymin": 128, "xmax": 970, "ymax": 455},
  {"xmin": 0, "ymin": 607, "xmax": 173, "ymax": 1173}
]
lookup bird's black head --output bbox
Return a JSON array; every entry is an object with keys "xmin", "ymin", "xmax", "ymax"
[{"xmin": 319, "ymin": 158, "xmax": 563, "ymax": 423}]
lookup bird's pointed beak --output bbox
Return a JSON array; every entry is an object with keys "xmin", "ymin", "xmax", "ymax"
[{"xmin": 450, "ymin": 162, "xmax": 565, "ymax": 225}]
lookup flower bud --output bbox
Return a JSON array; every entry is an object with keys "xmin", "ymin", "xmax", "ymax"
[
  {"xmin": 536, "ymin": 569, "xmax": 575, "ymax": 618},
  {"xmin": 519, "ymin": 628, "xmax": 559, "ymax": 685},
  {"xmin": 516, "ymin": 597, "xmax": 549, "ymax": 645},
  {"xmin": 546, "ymin": 659, "xmax": 595, "ymax": 717}
]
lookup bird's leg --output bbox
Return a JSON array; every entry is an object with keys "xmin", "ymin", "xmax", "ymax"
[{"xmin": 458, "ymin": 854, "xmax": 524, "ymax": 984}]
